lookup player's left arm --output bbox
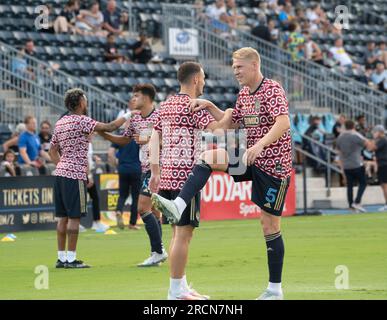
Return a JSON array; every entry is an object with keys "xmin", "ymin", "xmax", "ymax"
[
  {"xmin": 149, "ymin": 128, "xmax": 162, "ymax": 193},
  {"xmin": 48, "ymin": 144, "xmax": 60, "ymax": 165},
  {"xmin": 245, "ymin": 115, "xmax": 290, "ymax": 166}
]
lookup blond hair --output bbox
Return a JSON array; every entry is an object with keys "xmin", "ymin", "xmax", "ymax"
[{"xmin": 232, "ymin": 47, "xmax": 261, "ymax": 64}]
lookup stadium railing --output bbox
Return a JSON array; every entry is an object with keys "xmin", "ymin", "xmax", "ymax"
[
  {"xmin": 160, "ymin": 3, "xmax": 387, "ymax": 127},
  {"xmin": 0, "ymin": 41, "xmax": 127, "ymax": 126}
]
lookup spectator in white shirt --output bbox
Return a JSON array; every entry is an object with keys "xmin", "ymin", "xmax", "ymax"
[
  {"xmin": 371, "ymin": 62, "xmax": 387, "ymax": 92},
  {"xmin": 329, "ymin": 38, "xmax": 353, "ymax": 67},
  {"xmin": 206, "ymin": 0, "xmax": 227, "ymax": 20}
]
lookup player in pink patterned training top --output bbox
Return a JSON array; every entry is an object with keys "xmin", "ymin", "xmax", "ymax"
[
  {"xmin": 49, "ymin": 88, "xmax": 132, "ymax": 269},
  {"xmin": 148, "ymin": 62, "xmax": 233, "ymax": 300},
  {"xmin": 99, "ymin": 84, "xmax": 169, "ymax": 267},
  {"xmin": 151, "ymin": 48, "xmax": 292, "ymax": 300}
]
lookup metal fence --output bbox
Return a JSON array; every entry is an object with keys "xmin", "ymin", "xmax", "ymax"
[
  {"xmin": 0, "ymin": 41, "xmax": 126, "ymax": 126},
  {"xmin": 161, "ymin": 3, "xmax": 387, "ymax": 127}
]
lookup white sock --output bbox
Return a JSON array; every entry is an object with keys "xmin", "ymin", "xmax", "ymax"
[
  {"xmin": 174, "ymin": 197, "xmax": 187, "ymax": 215},
  {"xmin": 267, "ymin": 282, "xmax": 282, "ymax": 294},
  {"xmin": 170, "ymin": 278, "xmax": 183, "ymax": 294},
  {"xmin": 58, "ymin": 251, "xmax": 66, "ymax": 263},
  {"xmin": 181, "ymin": 275, "xmax": 189, "ymax": 292},
  {"xmin": 67, "ymin": 251, "xmax": 76, "ymax": 263}
]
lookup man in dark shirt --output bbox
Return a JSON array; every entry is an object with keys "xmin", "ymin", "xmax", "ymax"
[
  {"xmin": 132, "ymin": 33, "xmax": 153, "ymax": 64},
  {"xmin": 104, "ymin": 33, "xmax": 128, "ymax": 62},
  {"xmin": 369, "ymin": 125, "xmax": 387, "ymax": 211},
  {"xmin": 251, "ymin": 14, "xmax": 271, "ymax": 42},
  {"xmin": 333, "ymin": 114, "xmax": 346, "ymax": 138},
  {"xmin": 103, "ymin": 0, "xmax": 122, "ymax": 35}
]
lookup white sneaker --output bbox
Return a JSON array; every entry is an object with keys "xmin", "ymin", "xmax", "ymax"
[
  {"xmin": 137, "ymin": 250, "xmax": 168, "ymax": 267},
  {"xmin": 186, "ymin": 284, "xmax": 210, "ymax": 300},
  {"xmin": 151, "ymin": 194, "xmax": 182, "ymax": 224},
  {"xmin": 256, "ymin": 289, "xmax": 284, "ymax": 300},
  {"xmin": 79, "ymin": 225, "xmax": 86, "ymax": 232},
  {"xmin": 92, "ymin": 221, "xmax": 109, "ymax": 232},
  {"xmin": 378, "ymin": 205, "xmax": 387, "ymax": 212},
  {"xmin": 352, "ymin": 203, "xmax": 366, "ymax": 213},
  {"xmin": 168, "ymin": 290, "xmax": 205, "ymax": 300}
]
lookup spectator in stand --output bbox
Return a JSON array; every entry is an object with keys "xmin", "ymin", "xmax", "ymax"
[
  {"xmin": 284, "ymin": 22, "xmax": 305, "ymax": 61},
  {"xmin": 40, "ymin": 4, "xmax": 56, "ymax": 34},
  {"xmin": 104, "ymin": 33, "xmax": 129, "ymax": 63},
  {"xmin": 75, "ymin": 1, "xmax": 106, "ymax": 37},
  {"xmin": 329, "ymin": 38, "xmax": 354, "ymax": 69},
  {"xmin": 18, "ymin": 116, "xmax": 51, "ymax": 174},
  {"xmin": 368, "ymin": 125, "xmax": 387, "ymax": 212},
  {"xmin": 332, "ymin": 114, "xmax": 346, "ymax": 138},
  {"xmin": 252, "ymin": 14, "xmax": 271, "ymax": 42},
  {"xmin": 371, "ymin": 62, "xmax": 387, "ymax": 93},
  {"xmin": 54, "ymin": 0, "xmax": 81, "ymax": 34},
  {"xmin": 302, "ymin": 30, "xmax": 324, "ymax": 65},
  {"xmin": 2, "ymin": 123, "xmax": 25, "ymax": 153},
  {"xmin": 379, "ymin": 41, "xmax": 387, "ymax": 67},
  {"xmin": 11, "ymin": 49, "xmax": 35, "ymax": 80},
  {"xmin": 306, "ymin": 2, "xmax": 327, "ymax": 33},
  {"xmin": 336, "ymin": 120, "xmax": 371, "ymax": 213},
  {"xmin": 268, "ymin": 19, "xmax": 280, "ymax": 44},
  {"xmin": 193, "ymin": 0, "xmax": 208, "ymax": 22},
  {"xmin": 102, "ymin": 0, "xmax": 123, "ymax": 36},
  {"xmin": 132, "ymin": 32, "xmax": 153, "ymax": 64},
  {"xmin": 225, "ymin": 0, "xmax": 246, "ymax": 29},
  {"xmin": 355, "ymin": 114, "xmax": 370, "ymax": 138},
  {"xmin": 38, "ymin": 120, "xmax": 52, "ymax": 153},
  {"xmin": 295, "ymin": 6, "xmax": 309, "ymax": 31},
  {"xmin": 206, "ymin": 0, "xmax": 227, "ymax": 20},
  {"xmin": 1, "ymin": 150, "xmax": 20, "ymax": 177},
  {"xmin": 278, "ymin": 2, "xmax": 295, "ymax": 30},
  {"xmin": 364, "ymin": 41, "xmax": 381, "ymax": 69}
]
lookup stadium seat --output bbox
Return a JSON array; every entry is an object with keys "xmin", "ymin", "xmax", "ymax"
[{"xmin": 19, "ymin": 165, "xmax": 39, "ymax": 176}]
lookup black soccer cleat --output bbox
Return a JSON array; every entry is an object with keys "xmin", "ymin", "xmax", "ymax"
[
  {"xmin": 64, "ymin": 260, "xmax": 91, "ymax": 269},
  {"xmin": 55, "ymin": 259, "xmax": 67, "ymax": 268}
]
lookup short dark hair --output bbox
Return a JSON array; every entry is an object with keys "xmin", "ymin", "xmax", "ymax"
[
  {"xmin": 40, "ymin": 120, "xmax": 51, "ymax": 128},
  {"xmin": 133, "ymin": 83, "xmax": 156, "ymax": 101},
  {"xmin": 177, "ymin": 61, "xmax": 202, "ymax": 84},
  {"xmin": 64, "ymin": 88, "xmax": 86, "ymax": 112},
  {"xmin": 24, "ymin": 115, "xmax": 35, "ymax": 124},
  {"xmin": 345, "ymin": 120, "xmax": 355, "ymax": 130}
]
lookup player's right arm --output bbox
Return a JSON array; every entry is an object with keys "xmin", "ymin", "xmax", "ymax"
[{"xmin": 94, "ymin": 112, "xmax": 132, "ymax": 133}]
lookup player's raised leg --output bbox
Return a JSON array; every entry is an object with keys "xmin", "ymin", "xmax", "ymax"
[{"xmin": 151, "ymin": 148, "xmax": 229, "ymax": 223}]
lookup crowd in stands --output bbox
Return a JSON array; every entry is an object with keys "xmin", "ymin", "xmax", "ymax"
[
  {"xmin": 197, "ymin": 0, "xmax": 386, "ymax": 92},
  {"xmin": 297, "ymin": 111, "xmax": 385, "ymax": 187}
]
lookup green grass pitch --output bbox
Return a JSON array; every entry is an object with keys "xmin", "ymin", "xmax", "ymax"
[{"xmin": 1, "ymin": 213, "xmax": 387, "ymax": 300}]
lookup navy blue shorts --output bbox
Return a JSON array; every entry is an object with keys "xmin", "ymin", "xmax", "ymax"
[
  {"xmin": 227, "ymin": 165, "xmax": 290, "ymax": 216},
  {"xmin": 158, "ymin": 189, "xmax": 201, "ymax": 228},
  {"xmin": 54, "ymin": 176, "xmax": 88, "ymax": 219}
]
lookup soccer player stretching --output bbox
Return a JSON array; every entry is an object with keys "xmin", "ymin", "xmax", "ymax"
[
  {"xmin": 99, "ymin": 84, "xmax": 168, "ymax": 267},
  {"xmin": 49, "ymin": 88, "xmax": 132, "ymax": 268},
  {"xmin": 149, "ymin": 62, "xmax": 232, "ymax": 300},
  {"xmin": 151, "ymin": 48, "xmax": 292, "ymax": 300}
]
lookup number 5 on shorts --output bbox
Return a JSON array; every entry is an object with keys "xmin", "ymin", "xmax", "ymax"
[{"xmin": 265, "ymin": 188, "xmax": 278, "ymax": 204}]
